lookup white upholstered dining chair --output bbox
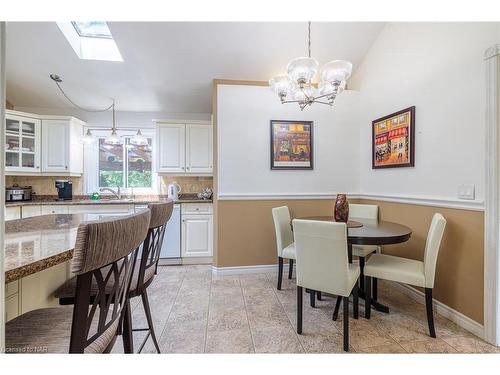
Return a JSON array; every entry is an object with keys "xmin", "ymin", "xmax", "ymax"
[
  {"xmin": 272, "ymin": 206, "xmax": 296, "ymax": 290},
  {"xmin": 349, "ymin": 203, "xmax": 380, "ymax": 291},
  {"xmin": 364, "ymin": 213, "xmax": 447, "ymax": 338},
  {"xmin": 293, "ymin": 219, "xmax": 360, "ymax": 352}
]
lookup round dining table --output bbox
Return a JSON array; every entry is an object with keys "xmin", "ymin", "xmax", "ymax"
[{"xmin": 295, "ymin": 216, "xmax": 412, "ymax": 313}]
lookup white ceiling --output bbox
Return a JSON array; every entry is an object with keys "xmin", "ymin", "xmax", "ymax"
[{"xmin": 6, "ymin": 22, "xmax": 384, "ymax": 113}]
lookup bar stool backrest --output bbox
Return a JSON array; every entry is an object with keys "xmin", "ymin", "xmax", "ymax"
[
  {"xmin": 69, "ymin": 209, "xmax": 151, "ymax": 353},
  {"xmin": 134, "ymin": 200, "xmax": 174, "ymax": 293}
]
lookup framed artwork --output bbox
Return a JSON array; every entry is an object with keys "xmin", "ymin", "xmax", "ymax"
[
  {"xmin": 372, "ymin": 106, "xmax": 415, "ymax": 169},
  {"xmin": 270, "ymin": 120, "xmax": 313, "ymax": 170}
]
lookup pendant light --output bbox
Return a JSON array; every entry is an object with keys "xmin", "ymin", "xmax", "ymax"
[
  {"xmin": 79, "ymin": 128, "xmax": 95, "ymax": 144},
  {"xmin": 104, "ymin": 103, "xmax": 122, "ymax": 145},
  {"xmin": 130, "ymin": 129, "xmax": 148, "ymax": 146}
]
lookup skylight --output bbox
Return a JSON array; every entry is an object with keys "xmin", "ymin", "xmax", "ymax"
[
  {"xmin": 71, "ymin": 21, "xmax": 112, "ymax": 39},
  {"xmin": 57, "ymin": 21, "xmax": 123, "ymax": 62}
]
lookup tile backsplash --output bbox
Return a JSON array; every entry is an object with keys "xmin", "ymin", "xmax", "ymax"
[
  {"xmin": 5, "ymin": 175, "xmax": 213, "ymax": 197},
  {"xmin": 5, "ymin": 176, "xmax": 85, "ymax": 196},
  {"xmin": 159, "ymin": 176, "xmax": 213, "ymax": 195}
]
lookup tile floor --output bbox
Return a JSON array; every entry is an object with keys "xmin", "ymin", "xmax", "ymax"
[{"xmin": 112, "ymin": 264, "xmax": 499, "ymax": 354}]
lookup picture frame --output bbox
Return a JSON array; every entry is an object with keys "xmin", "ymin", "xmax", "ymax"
[
  {"xmin": 372, "ymin": 106, "xmax": 415, "ymax": 169},
  {"xmin": 270, "ymin": 120, "xmax": 313, "ymax": 170}
]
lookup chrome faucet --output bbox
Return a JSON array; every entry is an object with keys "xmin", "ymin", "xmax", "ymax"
[{"xmin": 99, "ymin": 187, "xmax": 122, "ymax": 199}]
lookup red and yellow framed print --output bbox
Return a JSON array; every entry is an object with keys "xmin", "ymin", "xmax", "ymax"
[
  {"xmin": 270, "ymin": 120, "xmax": 313, "ymax": 170},
  {"xmin": 372, "ymin": 106, "xmax": 415, "ymax": 169}
]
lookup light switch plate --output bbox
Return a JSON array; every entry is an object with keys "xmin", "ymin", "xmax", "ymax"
[{"xmin": 458, "ymin": 184, "xmax": 475, "ymax": 200}]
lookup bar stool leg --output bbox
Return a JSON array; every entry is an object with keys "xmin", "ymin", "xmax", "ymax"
[
  {"xmin": 141, "ymin": 289, "xmax": 161, "ymax": 353},
  {"xmin": 122, "ymin": 299, "xmax": 134, "ymax": 354}
]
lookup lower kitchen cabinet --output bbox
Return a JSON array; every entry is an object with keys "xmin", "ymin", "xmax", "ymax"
[
  {"xmin": 181, "ymin": 214, "xmax": 213, "ymax": 257},
  {"xmin": 5, "ymin": 206, "xmax": 21, "ymax": 221},
  {"xmin": 21, "ymin": 205, "xmax": 41, "ymax": 218},
  {"xmin": 41, "ymin": 205, "xmax": 69, "ymax": 215}
]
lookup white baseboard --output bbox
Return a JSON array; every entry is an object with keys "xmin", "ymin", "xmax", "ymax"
[
  {"xmin": 212, "ymin": 264, "xmax": 280, "ymax": 276},
  {"xmin": 390, "ymin": 282, "xmax": 485, "ymax": 339}
]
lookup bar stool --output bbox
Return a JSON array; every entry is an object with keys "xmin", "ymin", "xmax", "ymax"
[
  {"xmin": 5, "ymin": 210, "xmax": 151, "ymax": 353},
  {"xmin": 54, "ymin": 201, "xmax": 174, "ymax": 353}
]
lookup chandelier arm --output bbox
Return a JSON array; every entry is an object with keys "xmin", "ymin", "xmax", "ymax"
[
  {"xmin": 313, "ymin": 101, "xmax": 333, "ymax": 106},
  {"xmin": 312, "ymin": 93, "xmax": 334, "ymax": 101},
  {"xmin": 281, "ymin": 99, "xmax": 304, "ymax": 104}
]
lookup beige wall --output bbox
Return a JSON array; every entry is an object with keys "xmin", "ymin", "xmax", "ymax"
[
  {"xmin": 216, "ymin": 198, "xmax": 484, "ymax": 324},
  {"xmin": 5, "ymin": 176, "xmax": 84, "ymax": 195}
]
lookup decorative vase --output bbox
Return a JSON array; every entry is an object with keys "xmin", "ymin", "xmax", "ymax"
[{"xmin": 334, "ymin": 194, "xmax": 349, "ymax": 223}]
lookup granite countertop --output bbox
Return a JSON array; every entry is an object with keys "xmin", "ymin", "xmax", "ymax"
[
  {"xmin": 4, "ymin": 212, "xmax": 147, "ymax": 283},
  {"xmin": 5, "ymin": 194, "xmax": 213, "ymax": 207}
]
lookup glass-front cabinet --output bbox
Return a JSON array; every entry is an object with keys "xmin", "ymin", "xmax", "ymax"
[{"xmin": 5, "ymin": 114, "xmax": 41, "ymax": 172}]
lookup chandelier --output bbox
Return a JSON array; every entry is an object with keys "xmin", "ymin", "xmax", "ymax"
[
  {"xmin": 269, "ymin": 22, "xmax": 352, "ymax": 111},
  {"xmin": 50, "ymin": 74, "xmax": 146, "ymax": 145}
]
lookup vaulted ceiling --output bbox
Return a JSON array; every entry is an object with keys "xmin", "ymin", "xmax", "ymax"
[{"xmin": 6, "ymin": 22, "xmax": 384, "ymax": 113}]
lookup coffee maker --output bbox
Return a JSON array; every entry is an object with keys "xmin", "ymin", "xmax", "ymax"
[{"xmin": 55, "ymin": 180, "xmax": 73, "ymax": 201}]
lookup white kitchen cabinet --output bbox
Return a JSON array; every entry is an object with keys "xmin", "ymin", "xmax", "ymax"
[
  {"xmin": 157, "ymin": 124, "xmax": 186, "ymax": 173},
  {"xmin": 21, "ymin": 205, "xmax": 42, "ymax": 218},
  {"xmin": 5, "ymin": 206, "xmax": 21, "ymax": 221},
  {"xmin": 41, "ymin": 205, "xmax": 69, "ymax": 215},
  {"xmin": 41, "ymin": 118, "xmax": 84, "ymax": 174},
  {"xmin": 4, "ymin": 110, "xmax": 85, "ymax": 176},
  {"xmin": 68, "ymin": 204, "xmax": 135, "ymax": 214},
  {"xmin": 156, "ymin": 121, "xmax": 212, "ymax": 175},
  {"xmin": 181, "ymin": 203, "xmax": 213, "ymax": 258},
  {"xmin": 5, "ymin": 112, "xmax": 41, "ymax": 173},
  {"xmin": 186, "ymin": 124, "xmax": 213, "ymax": 174}
]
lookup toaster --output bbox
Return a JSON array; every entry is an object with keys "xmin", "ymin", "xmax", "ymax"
[{"xmin": 5, "ymin": 184, "xmax": 32, "ymax": 202}]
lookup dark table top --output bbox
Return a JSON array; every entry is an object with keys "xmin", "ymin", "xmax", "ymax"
[{"xmin": 295, "ymin": 216, "xmax": 412, "ymax": 246}]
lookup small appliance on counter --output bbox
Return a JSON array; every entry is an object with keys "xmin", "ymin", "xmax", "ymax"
[
  {"xmin": 5, "ymin": 184, "xmax": 32, "ymax": 202},
  {"xmin": 55, "ymin": 180, "xmax": 73, "ymax": 201},
  {"xmin": 167, "ymin": 182, "xmax": 182, "ymax": 201}
]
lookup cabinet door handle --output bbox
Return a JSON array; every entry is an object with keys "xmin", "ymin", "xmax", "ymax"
[{"xmin": 65, "ymin": 166, "xmax": 68, "ymax": 169}]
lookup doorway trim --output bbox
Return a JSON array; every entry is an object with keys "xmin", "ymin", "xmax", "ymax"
[{"xmin": 484, "ymin": 43, "xmax": 500, "ymax": 345}]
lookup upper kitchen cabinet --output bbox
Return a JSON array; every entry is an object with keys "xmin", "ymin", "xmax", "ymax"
[
  {"xmin": 5, "ymin": 113, "xmax": 41, "ymax": 173},
  {"xmin": 157, "ymin": 123, "xmax": 186, "ymax": 173},
  {"xmin": 4, "ymin": 110, "xmax": 85, "ymax": 176},
  {"xmin": 156, "ymin": 121, "xmax": 213, "ymax": 175},
  {"xmin": 41, "ymin": 117, "xmax": 84, "ymax": 175}
]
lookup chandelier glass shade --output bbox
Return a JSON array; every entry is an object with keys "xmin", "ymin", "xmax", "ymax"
[
  {"xmin": 130, "ymin": 129, "xmax": 149, "ymax": 146},
  {"xmin": 269, "ymin": 22, "xmax": 352, "ymax": 110}
]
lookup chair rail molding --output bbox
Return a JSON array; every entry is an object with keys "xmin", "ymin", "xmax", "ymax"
[{"xmin": 484, "ymin": 43, "xmax": 500, "ymax": 346}]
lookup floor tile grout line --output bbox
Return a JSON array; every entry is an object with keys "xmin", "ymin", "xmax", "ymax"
[
  {"xmin": 155, "ymin": 269, "xmax": 188, "ymax": 344},
  {"xmin": 269, "ymin": 274, "xmax": 308, "ymax": 353},
  {"xmin": 203, "ymin": 270, "xmax": 213, "ymax": 353},
  {"xmin": 239, "ymin": 276, "xmax": 257, "ymax": 353}
]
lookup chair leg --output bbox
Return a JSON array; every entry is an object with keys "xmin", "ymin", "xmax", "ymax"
[
  {"xmin": 373, "ymin": 277, "xmax": 378, "ymax": 300},
  {"xmin": 343, "ymin": 296, "xmax": 349, "ymax": 352},
  {"xmin": 309, "ymin": 289, "xmax": 316, "ymax": 308},
  {"xmin": 332, "ymin": 296, "xmax": 342, "ymax": 321},
  {"xmin": 365, "ymin": 276, "xmax": 371, "ymax": 319},
  {"xmin": 141, "ymin": 289, "xmax": 161, "ymax": 353},
  {"xmin": 297, "ymin": 286, "xmax": 303, "ymax": 334},
  {"xmin": 277, "ymin": 257, "xmax": 284, "ymax": 290},
  {"xmin": 359, "ymin": 257, "xmax": 365, "ymax": 291},
  {"xmin": 317, "ymin": 291, "xmax": 322, "ymax": 301},
  {"xmin": 122, "ymin": 299, "xmax": 134, "ymax": 354},
  {"xmin": 288, "ymin": 259, "xmax": 294, "ymax": 279},
  {"xmin": 425, "ymin": 288, "xmax": 436, "ymax": 338},
  {"xmin": 353, "ymin": 282, "xmax": 359, "ymax": 320}
]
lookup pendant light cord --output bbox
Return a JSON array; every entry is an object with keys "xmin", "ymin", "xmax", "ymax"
[
  {"xmin": 50, "ymin": 74, "xmax": 114, "ymax": 113},
  {"xmin": 308, "ymin": 21, "xmax": 311, "ymax": 58}
]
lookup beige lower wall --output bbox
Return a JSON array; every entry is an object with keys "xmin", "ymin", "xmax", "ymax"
[{"xmin": 216, "ymin": 198, "xmax": 484, "ymax": 324}]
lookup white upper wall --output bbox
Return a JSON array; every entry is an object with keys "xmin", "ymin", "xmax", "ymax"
[
  {"xmin": 350, "ymin": 22, "xmax": 500, "ymax": 203},
  {"xmin": 217, "ymin": 84, "xmax": 360, "ymax": 198}
]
